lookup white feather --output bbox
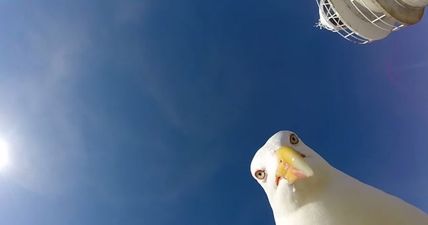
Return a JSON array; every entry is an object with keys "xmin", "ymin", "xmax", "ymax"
[{"xmin": 250, "ymin": 131, "xmax": 428, "ymax": 225}]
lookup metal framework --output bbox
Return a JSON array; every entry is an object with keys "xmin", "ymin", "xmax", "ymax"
[{"xmin": 316, "ymin": 0, "xmax": 405, "ymax": 44}]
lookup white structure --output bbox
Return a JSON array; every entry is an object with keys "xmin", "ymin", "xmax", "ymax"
[{"xmin": 316, "ymin": 0, "xmax": 428, "ymax": 44}]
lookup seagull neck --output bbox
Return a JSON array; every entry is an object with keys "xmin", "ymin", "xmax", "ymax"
[
  {"xmin": 268, "ymin": 185, "xmax": 302, "ymax": 223},
  {"xmin": 270, "ymin": 167, "xmax": 332, "ymax": 224}
]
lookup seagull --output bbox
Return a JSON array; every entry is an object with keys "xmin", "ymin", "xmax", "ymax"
[{"xmin": 250, "ymin": 130, "xmax": 428, "ymax": 225}]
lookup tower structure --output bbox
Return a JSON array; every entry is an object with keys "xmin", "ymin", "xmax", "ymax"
[{"xmin": 316, "ymin": 0, "xmax": 428, "ymax": 43}]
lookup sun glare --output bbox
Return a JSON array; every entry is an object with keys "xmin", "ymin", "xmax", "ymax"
[{"xmin": 0, "ymin": 139, "xmax": 10, "ymax": 170}]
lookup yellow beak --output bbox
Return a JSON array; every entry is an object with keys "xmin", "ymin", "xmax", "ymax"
[{"xmin": 275, "ymin": 146, "xmax": 313, "ymax": 185}]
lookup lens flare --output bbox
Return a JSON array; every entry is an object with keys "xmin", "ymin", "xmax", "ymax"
[{"xmin": 0, "ymin": 139, "xmax": 10, "ymax": 170}]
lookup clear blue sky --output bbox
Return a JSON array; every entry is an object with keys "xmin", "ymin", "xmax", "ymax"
[{"xmin": 0, "ymin": 1, "xmax": 427, "ymax": 224}]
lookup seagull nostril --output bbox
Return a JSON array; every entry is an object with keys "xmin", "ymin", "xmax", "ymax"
[{"xmin": 295, "ymin": 150, "xmax": 306, "ymax": 158}]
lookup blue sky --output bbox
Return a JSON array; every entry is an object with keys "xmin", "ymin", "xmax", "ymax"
[{"xmin": 0, "ymin": 1, "xmax": 427, "ymax": 224}]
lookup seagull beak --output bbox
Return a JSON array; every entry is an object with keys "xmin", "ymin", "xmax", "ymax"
[{"xmin": 275, "ymin": 146, "xmax": 313, "ymax": 185}]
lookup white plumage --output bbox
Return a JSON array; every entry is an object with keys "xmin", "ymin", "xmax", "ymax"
[{"xmin": 250, "ymin": 131, "xmax": 428, "ymax": 225}]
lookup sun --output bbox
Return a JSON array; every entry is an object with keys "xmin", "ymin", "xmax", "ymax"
[{"xmin": 0, "ymin": 138, "xmax": 10, "ymax": 170}]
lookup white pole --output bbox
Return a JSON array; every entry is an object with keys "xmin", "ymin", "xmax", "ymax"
[{"xmin": 400, "ymin": 0, "xmax": 428, "ymax": 7}]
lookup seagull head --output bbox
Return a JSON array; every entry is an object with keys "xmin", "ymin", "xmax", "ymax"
[{"xmin": 250, "ymin": 131, "xmax": 331, "ymax": 216}]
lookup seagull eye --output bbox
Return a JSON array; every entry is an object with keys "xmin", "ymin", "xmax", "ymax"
[
  {"xmin": 255, "ymin": 170, "xmax": 266, "ymax": 180},
  {"xmin": 290, "ymin": 133, "xmax": 299, "ymax": 145}
]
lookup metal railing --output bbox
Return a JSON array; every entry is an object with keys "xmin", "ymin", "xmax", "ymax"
[{"xmin": 316, "ymin": 0, "xmax": 405, "ymax": 44}]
